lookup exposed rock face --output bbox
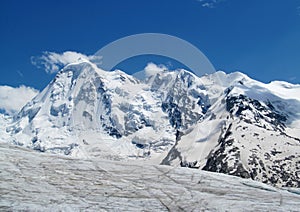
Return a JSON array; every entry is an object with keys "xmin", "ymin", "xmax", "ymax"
[
  {"xmin": 203, "ymin": 123, "xmax": 251, "ymax": 179},
  {"xmin": 201, "ymin": 94, "xmax": 300, "ymax": 187}
]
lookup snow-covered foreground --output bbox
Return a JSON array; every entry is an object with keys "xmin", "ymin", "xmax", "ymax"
[{"xmin": 0, "ymin": 142, "xmax": 299, "ymax": 211}]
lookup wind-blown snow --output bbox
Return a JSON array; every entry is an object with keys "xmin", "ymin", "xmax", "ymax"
[{"xmin": 31, "ymin": 51, "xmax": 102, "ymax": 74}]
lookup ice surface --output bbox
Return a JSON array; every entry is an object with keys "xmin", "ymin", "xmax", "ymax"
[{"xmin": 0, "ymin": 142, "xmax": 299, "ymax": 211}]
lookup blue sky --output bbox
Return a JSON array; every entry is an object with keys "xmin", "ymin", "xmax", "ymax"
[{"xmin": 1, "ymin": 0, "xmax": 300, "ymax": 90}]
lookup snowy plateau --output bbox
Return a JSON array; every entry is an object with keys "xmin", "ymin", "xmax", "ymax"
[{"xmin": 1, "ymin": 60, "xmax": 300, "ymax": 210}]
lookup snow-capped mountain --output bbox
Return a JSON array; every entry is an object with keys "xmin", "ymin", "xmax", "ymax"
[
  {"xmin": 4, "ymin": 60, "xmax": 300, "ymax": 187},
  {"xmin": 162, "ymin": 72, "xmax": 300, "ymax": 187}
]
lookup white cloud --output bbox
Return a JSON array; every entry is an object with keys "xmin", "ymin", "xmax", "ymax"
[
  {"xmin": 0, "ymin": 85, "xmax": 39, "ymax": 115},
  {"xmin": 31, "ymin": 51, "xmax": 102, "ymax": 74},
  {"xmin": 201, "ymin": 3, "xmax": 214, "ymax": 8},
  {"xmin": 133, "ymin": 63, "xmax": 167, "ymax": 80},
  {"xmin": 197, "ymin": 0, "xmax": 225, "ymax": 8},
  {"xmin": 144, "ymin": 63, "xmax": 167, "ymax": 78}
]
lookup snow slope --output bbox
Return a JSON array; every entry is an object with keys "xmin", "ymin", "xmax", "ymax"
[
  {"xmin": 0, "ymin": 114, "xmax": 11, "ymax": 143},
  {"xmin": 1, "ymin": 142, "xmax": 300, "ymax": 211}
]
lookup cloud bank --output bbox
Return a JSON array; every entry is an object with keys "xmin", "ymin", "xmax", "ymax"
[
  {"xmin": 31, "ymin": 51, "xmax": 102, "ymax": 74},
  {"xmin": 0, "ymin": 85, "xmax": 39, "ymax": 115}
]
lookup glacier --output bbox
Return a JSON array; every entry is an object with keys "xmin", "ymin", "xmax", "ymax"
[{"xmin": 0, "ymin": 142, "xmax": 300, "ymax": 211}]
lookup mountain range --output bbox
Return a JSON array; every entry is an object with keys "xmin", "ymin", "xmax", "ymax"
[{"xmin": 2, "ymin": 60, "xmax": 300, "ymax": 188}]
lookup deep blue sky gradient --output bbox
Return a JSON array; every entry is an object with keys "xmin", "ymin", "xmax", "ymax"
[{"xmin": 0, "ymin": 0, "xmax": 300, "ymax": 90}]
